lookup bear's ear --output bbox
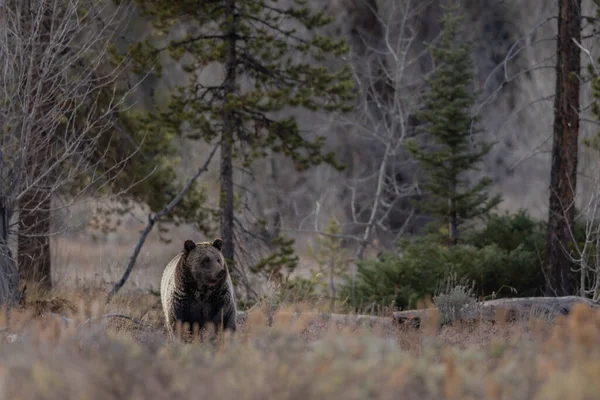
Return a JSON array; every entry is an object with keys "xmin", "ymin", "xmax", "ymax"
[
  {"xmin": 212, "ymin": 238, "xmax": 223, "ymax": 251},
  {"xmin": 184, "ymin": 240, "xmax": 196, "ymax": 253}
]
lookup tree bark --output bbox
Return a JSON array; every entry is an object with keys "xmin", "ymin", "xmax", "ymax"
[
  {"xmin": 544, "ymin": 0, "xmax": 581, "ymax": 296},
  {"xmin": 16, "ymin": 0, "xmax": 54, "ymax": 295},
  {"xmin": 18, "ymin": 187, "xmax": 52, "ymax": 292},
  {"xmin": 220, "ymin": 0, "xmax": 237, "ymax": 269},
  {"xmin": 449, "ymin": 197, "xmax": 457, "ymax": 246},
  {"xmin": 0, "ymin": 196, "xmax": 10, "ymax": 255},
  {"xmin": 0, "ymin": 196, "xmax": 19, "ymax": 306}
]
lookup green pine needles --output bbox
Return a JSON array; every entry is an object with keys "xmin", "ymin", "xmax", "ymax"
[
  {"xmin": 128, "ymin": 0, "xmax": 356, "ymax": 171},
  {"xmin": 406, "ymin": 2, "xmax": 502, "ymax": 245},
  {"xmin": 121, "ymin": 0, "xmax": 357, "ymax": 270}
]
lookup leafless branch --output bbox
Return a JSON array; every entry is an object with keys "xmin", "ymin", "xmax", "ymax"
[
  {"xmin": 572, "ymin": 38, "xmax": 600, "ymax": 77},
  {"xmin": 253, "ymin": 0, "xmax": 428, "ymax": 308},
  {"xmin": 316, "ymin": 0, "xmax": 424, "ymax": 253},
  {"xmin": 0, "ymin": 0, "xmax": 150, "ymax": 299},
  {"xmin": 106, "ymin": 143, "xmax": 220, "ymax": 302}
]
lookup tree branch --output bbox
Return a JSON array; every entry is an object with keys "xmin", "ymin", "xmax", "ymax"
[{"xmin": 106, "ymin": 143, "xmax": 219, "ymax": 302}]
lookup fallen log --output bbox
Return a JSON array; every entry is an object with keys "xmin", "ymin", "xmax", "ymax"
[
  {"xmin": 30, "ymin": 296, "xmax": 600, "ymax": 335},
  {"xmin": 234, "ymin": 296, "xmax": 600, "ymax": 329},
  {"xmin": 235, "ymin": 309, "xmax": 394, "ymax": 328},
  {"xmin": 393, "ymin": 296, "xmax": 600, "ymax": 326}
]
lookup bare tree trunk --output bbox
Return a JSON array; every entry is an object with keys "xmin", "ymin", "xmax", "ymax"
[
  {"xmin": 0, "ymin": 0, "xmax": 135, "ymax": 299},
  {"xmin": 220, "ymin": 0, "xmax": 237, "ymax": 270},
  {"xmin": 449, "ymin": 181, "xmax": 457, "ymax": 246},
  {"xmin": 0, "ymin": 197, "xmax": 10, "ymax": 254},
  {"xmin": 270, "ymin": 158, "xmax": 283, "ymax": 238},
  {"xmin": 0, "ymin": 195, "xmax": 19, "ymax": 306},
  {"xmin": 544, "ymin": 0, "xmax": 581, "ymax": 296},
  {"xmin": 16, "ymin": 0, "xmax": 53, "ymax": 294},
  {"xmin": 346, "ymin": 0, "xmax": 390, "ymax": 311},
  {"xmin": 448, "ymin": 212, "xmax": 457, "ymax": 246},
  {"xmin": 18, "ymin": 186, "xmax": 52, "ymax": 292},
  {"xmin": 220, "ymin": 141, "xmax": 234, "ymax": 262},
  {"xmin": 329, "ymin": 253, "xmax": 336, "ymax": 311}
]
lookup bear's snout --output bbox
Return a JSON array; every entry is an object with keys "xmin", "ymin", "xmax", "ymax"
[{"xmin": 199, "ymin": 266, "xmax": 226, "ymax": 285}]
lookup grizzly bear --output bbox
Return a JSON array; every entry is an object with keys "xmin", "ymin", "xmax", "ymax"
[{"xmin": 160, "ymin": 238, "xmax": 237, "ymax": 340}]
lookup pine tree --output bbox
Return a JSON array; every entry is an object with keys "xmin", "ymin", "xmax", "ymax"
[
  {"xmin": 306, "ymin": 219, "xmax": 350, "ymax": 310},
  {"xmin": 406, "ymin": 2, "xmax": 501, "ymax": 246},
  {"xmin": 125, "ymin": 0, "xmax": 356, "ymax": 277},
  {"xmin": 46, "ymin": 18, "xmax": 214, "ymax": 246},
  {"xmin": 543, "ymin": 0, "xmax": 581, "ymax": 296}
]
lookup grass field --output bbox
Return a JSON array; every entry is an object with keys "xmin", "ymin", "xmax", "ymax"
[
  {"xmin": 0, "ymin": 285, "xmax": 599, "ymax": 399},
  {"xmin": 8, "ymin": 200, "xmax": 597, "ymax": 399},
  {"xmin": 48, "ymin": 201, "xmax": 369, "ymax": 296}
]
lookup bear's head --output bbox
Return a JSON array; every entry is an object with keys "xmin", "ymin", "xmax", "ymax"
[{"xmin": 182, "ymin": 238, "xmax": 227, "ymax": 287}]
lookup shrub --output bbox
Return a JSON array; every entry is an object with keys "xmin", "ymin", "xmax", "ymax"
[
  {"xmin": 433, "ymin": 272, "xmax": 477, "ymax": 324},
  {"xmin": 461, "ymin": 210, "xmax": 547, "ymax": 254},
  {"xmin": 341, "ymin": 210, "xmax": 551, "ymax": 311}
]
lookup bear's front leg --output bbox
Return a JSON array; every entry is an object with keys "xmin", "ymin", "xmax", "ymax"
[{"xmin": 210, "ymin": 305, "xmax": 236, "ymax": 335}]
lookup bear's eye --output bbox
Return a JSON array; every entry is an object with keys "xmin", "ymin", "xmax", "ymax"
[
  {"xmin": 217, "ymin": 258, "xmax": 222, "ymax": 265},
  {"xmin": 201, "ymin": 256, "xmax": 210, "ymax": 266}
]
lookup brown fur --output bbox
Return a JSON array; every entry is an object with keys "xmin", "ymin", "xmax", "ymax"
[{"xmin": 160, "ymin": 238, "xmax": 237, "ymax": 340}]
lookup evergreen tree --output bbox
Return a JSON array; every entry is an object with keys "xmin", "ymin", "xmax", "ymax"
[
  {"xmin": 406, "ymin": 2, "xmax": 501, "ymax": 246},
  {"xmin": 543, "ymin": 0, "xmax": 581, "ymax": 296},
  {"xmin": 123, "ymin": 0, "xmax": 356, "ymax": 277}
]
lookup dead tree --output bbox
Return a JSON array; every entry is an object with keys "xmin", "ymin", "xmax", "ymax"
[
  {"xmin": 291, "ymin": 0, "xmax": 433, "ymax": 306},
  {"xmin": 339, "ymin": 0, "xmax": 433, "ymax": 257},
  {"xmin": 0, "ymin": 0, "xmax": 137, "ymax": 299}
]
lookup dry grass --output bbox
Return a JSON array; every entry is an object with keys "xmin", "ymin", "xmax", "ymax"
[
  {"xmin": 48, "ymin": 202, "xmax": 367, "ymax": 295},
  {"xmin": 0, "ymin": 287, "xmax": 598, "ymax": 399},
  {"xmin": 50, "ymin": 203, "xmax": 203, "ymax": 293}
]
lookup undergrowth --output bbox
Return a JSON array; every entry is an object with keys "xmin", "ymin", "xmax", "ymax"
[{"xmin": 0, "ymin": 288, "xmax": 598, "ymax": 399}]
